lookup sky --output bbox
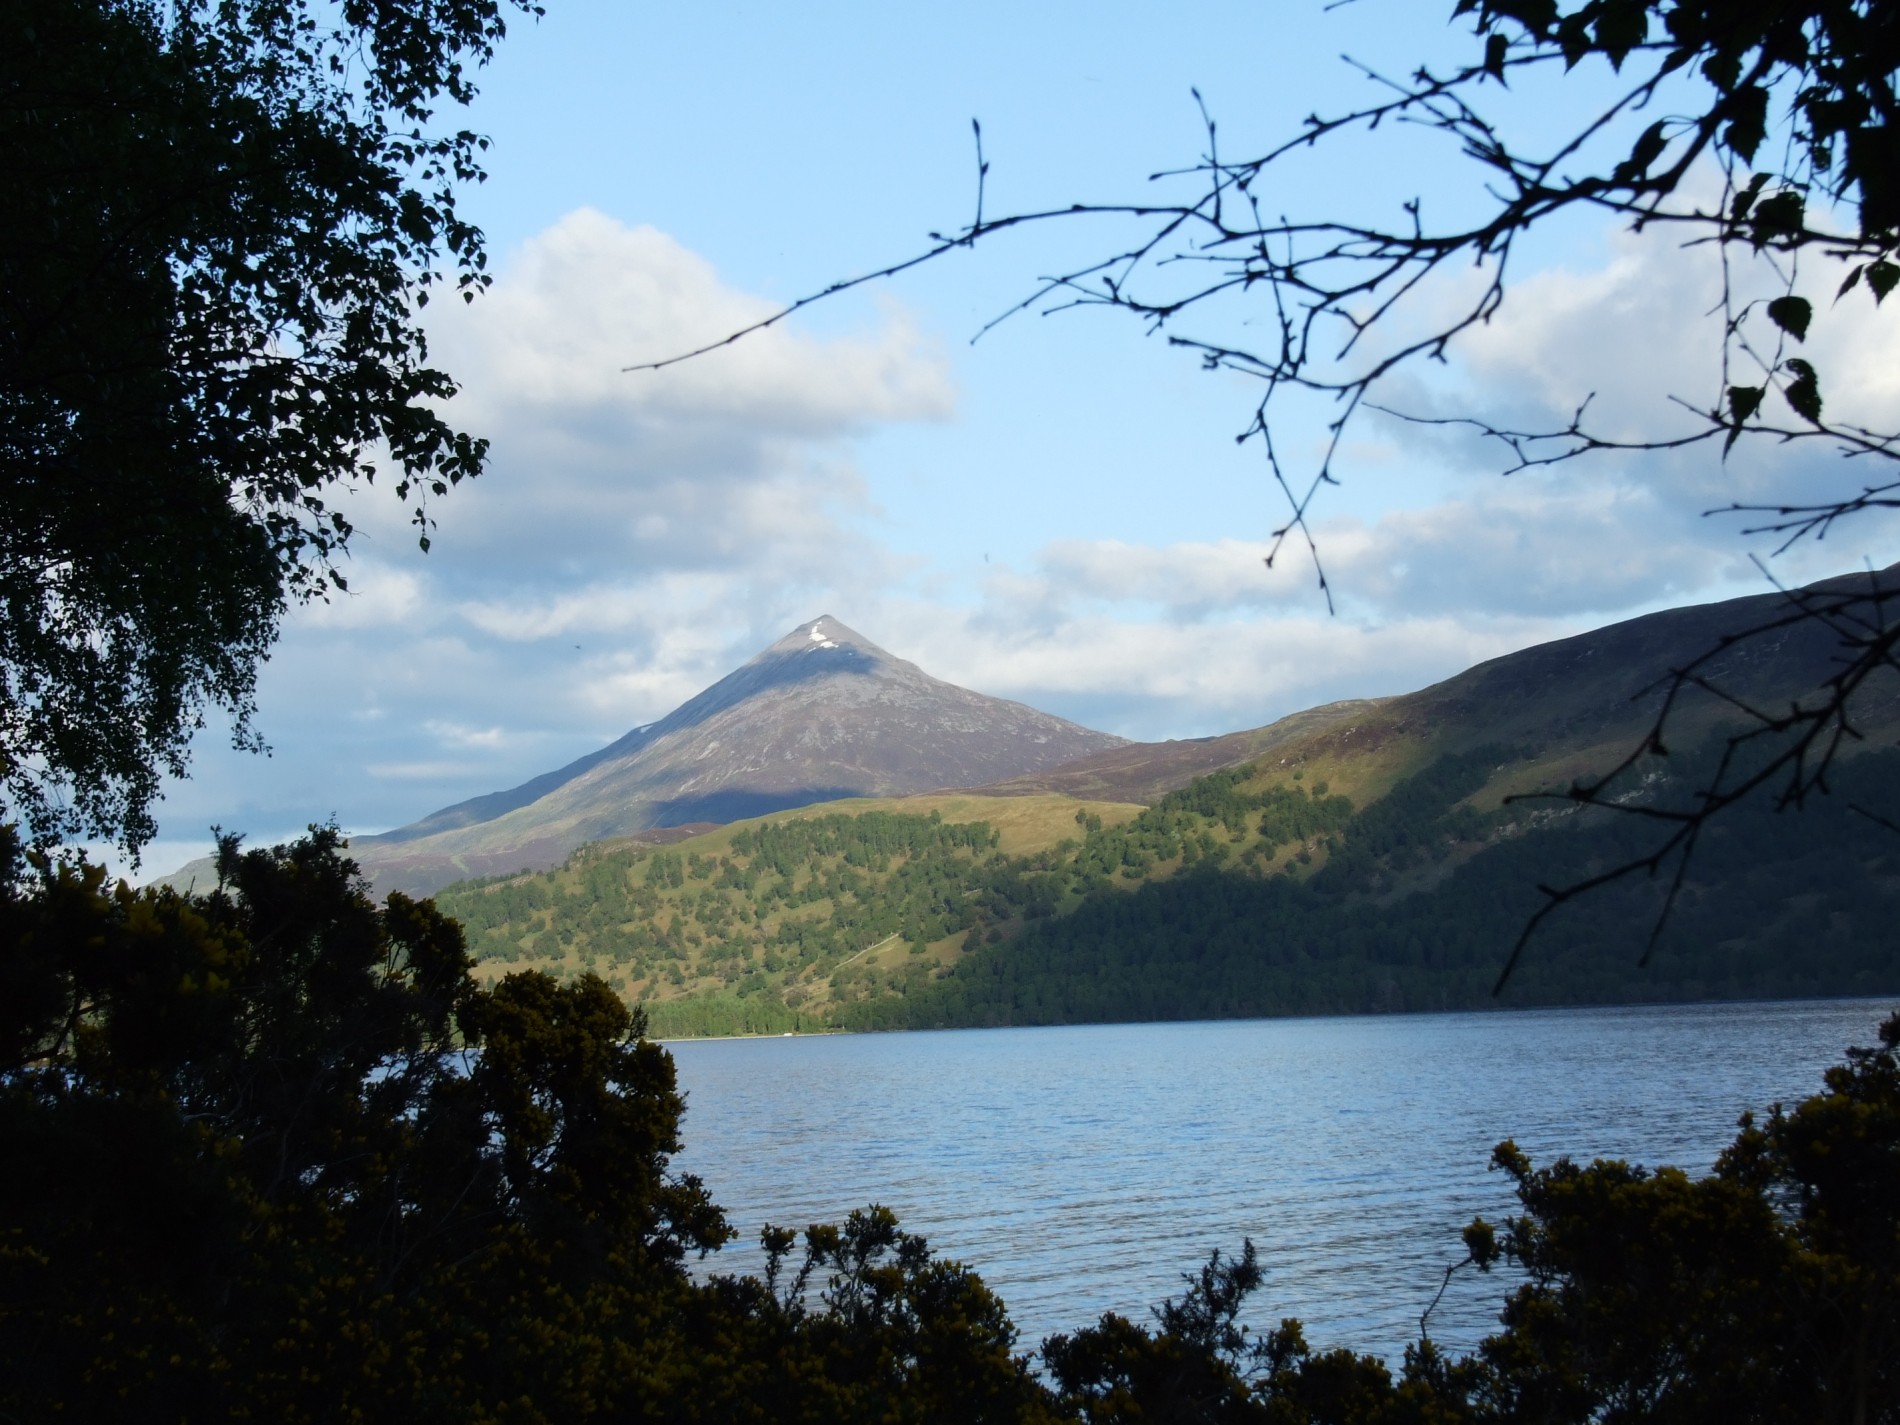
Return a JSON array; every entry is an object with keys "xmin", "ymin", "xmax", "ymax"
[{"xmin": 130, "ymin": 0, "xmax": 1900, "ymax": 878}]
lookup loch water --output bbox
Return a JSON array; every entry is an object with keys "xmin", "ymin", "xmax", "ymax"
[{"xmin": 668, "ymin": 998, "xmax": 1895, "ymax": 1361}]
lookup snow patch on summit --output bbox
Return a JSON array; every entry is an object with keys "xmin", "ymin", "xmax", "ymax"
[{"xmin": 807, "ymin": 621, "xmax": 839, "ymax": 650}]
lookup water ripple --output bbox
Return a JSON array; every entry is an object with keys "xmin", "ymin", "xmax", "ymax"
[{"xmin": 669, "ymin": 998, "xmax": 1893, "ymax": 1360}]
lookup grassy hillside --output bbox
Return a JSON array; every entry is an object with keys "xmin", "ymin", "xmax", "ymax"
[
  {"xmin": 433, "ymin": 738, "xmax": 1900, "ymax": 1037},
  {"xmin": 433, "ymin": 770, "xmax": 1387, "ymax": 1037},
  {"xmin": 862, "ymin": 745, "xmax": 1900, "ymax": 1030},
  {"xmin": 434, "ymin": 793, "xmax": 1144, "ymax": 1035}
]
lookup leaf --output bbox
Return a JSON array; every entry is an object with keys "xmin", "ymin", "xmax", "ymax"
[
  {"xmin": 1485, "ymin": 31, "xmax": 1509, "ymax": 81},
  {"xmin": 1485, "ymin": 0, "xmax": 1559, "ymax": 34},
  {"xmin": 1462, "ymin": 1217, "xmax": 1499, "ymax": 1268},
  {"xmin": 1846, "ymin": 127, "xmax": 1900, "ymax": 237},
  {"xmin": 1557, "ymin": 13, "xmax": 1591, "ymax": 67},
  {"xmin": 1727, "ymin": 384, "xmax": 1764, "ymax": 423},
  {"xmin": 1868, "ymin": 261, "xmax": 1900, "ymax": 305},
  {"xmin": 1592, "ymin": 0, "xmax": 1649, "ymax": 69},
  {"xmin": 1722, "ymin": 85, "xmax": 1768, "ymax": 162},
  {"xmin": 1748, "ymin": 190, "xmax": 1805, "ymax": 249},
  {"xmin": 1613, "ymin": 121, "xmax": 1669, "ymax": 184},
  {"xmin": 1782, "ymin": 359, "xmax": 1823, "ymax": 424},
  {"xmin": 1765, "ymin": 295, "xmax": 1811, "ymax": 341},
  {"xmin": 1838, "ymin": 265, "xmax": 1863, "ymax": 298},
  {"xmin": 1728, "ymin": 172, "xmax": 1769, "ymax": 223},
  {"xmin": 1724, "ymin": 385, "xmax": 1763, "ymax": 453}
]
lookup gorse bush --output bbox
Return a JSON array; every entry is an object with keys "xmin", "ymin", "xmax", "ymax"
[{"xmin": 0, "ymin": 829, "xmax": 1054, "ymax": 1422}]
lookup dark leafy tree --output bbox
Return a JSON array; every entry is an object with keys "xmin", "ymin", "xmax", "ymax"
[
  {"xmin": 1462, "ymin": 1010, "xmax": 1900, "ymax": 1422},
  {"xmin": 0, "ymin": 827, "xmax": 729, "ymax": 1418},
  {"xmin": 732, "ymin": 1206, "xmax": 1063, "ymax": 1423},
  {"xmin": 0, "ymin": 0, "xmax": 538, "ymax": 850},
  {"xmin": 1043, "ymin": 1013, "xmax": 1900, "ymax": 1424},
  {"xmin": 0, "ymin": 826, "xmax": 1075, "ymax": 1421},
  {"xmin": 1043, "ymin": 1242, "xmax": 1271, "ymax": 1424}
]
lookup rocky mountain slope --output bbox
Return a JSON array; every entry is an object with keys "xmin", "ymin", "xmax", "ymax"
[{"xmin": 335, "ymin": 617, "xmax": 1126, "ymax": 895}]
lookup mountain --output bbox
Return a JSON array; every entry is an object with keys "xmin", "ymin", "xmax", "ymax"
[
  {"xmin": 327, "ymin": 617, "xmax": 1126, "ymax": 895},
  {"xmin": 429, "ymin": 566, "xmax": 1900, "ymax": 1035},
  {"xmin": 977, "ymin": 566, "xmax": 1900, "ymax": 809}
]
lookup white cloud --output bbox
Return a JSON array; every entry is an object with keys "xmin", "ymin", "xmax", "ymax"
[
  {"xmin": 366, "ymin": 760, "xmax": 496, "ymax": 782},
  {"xmin": 422, "ymin": 720, "xmax": 511, "ymax": 751},
  {"xmin": 440, "ymin": 209, "xmax": 953, "ymax": 431},
  {"xmin": 396, "ymin": 209, "xmax": 955, "ymax": 582},
  {"xmin": 864, "ymin": 597, "xmax": 1576, "ymax": 742},
  {"xmin": 1294, "ymin": 208, "xmax": 1900, "ymax": 626},
  {"xmin": 1409, "ymin": 216, "xmax": 1900, "ymax": 524},
  {"xmin": 1463, "ymin": 228, "xmax": 1900, "ymax": 442},
  {"xmin": 997, "ymin": 478, "xmax": 1731, "ymax": 628},
  {"xmin": 295, "ymin": 561, "xmax": 430, "ymax": 631}
]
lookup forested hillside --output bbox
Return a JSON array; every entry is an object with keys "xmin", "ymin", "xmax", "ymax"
[{"xmin": 434, "ymin": 742, "xmax": 1900, "ymax": 1036}]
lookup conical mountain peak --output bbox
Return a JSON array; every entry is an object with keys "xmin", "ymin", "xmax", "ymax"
[
  {"xmin": 763, "ymin": 616, "xmax": 891, "ymax": 661},
  {"xmin": 337, "ymin": 616, "xmax": 1128, "ymax": 893}
]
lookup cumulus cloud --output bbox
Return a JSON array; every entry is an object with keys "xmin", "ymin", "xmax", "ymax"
[
  {"xmin": 443, "ymin": 208, "xmax": 952, "ymax": 432},
  {"xmin": 1016, "ymin": 481, "xmax": 1732, "ymax": 626},
  {"xmin": 297, "ymin": 561, "xmax": 429, "ymax": 631},
  {"xmin": 1459, "ymin": 225, "xmax": 1899, "ymax": 443},
  {"xmin": 1392, "ymin": 217, "xmax": 1900, "ymax": 525},
  {"xmin": 404, "ymin": 209, "xmax": 955, "ymax": 581},
  {"xmin": 860, "ymin": 597, "xmax": 1576, "ymax": 743},
  {"xmin": 422, "ymin": 720, "xmax": 511, "ymax": 751},
  {"xmin": 1290, "ymin": 210, "xmax": 1900, "ymax": 627}
]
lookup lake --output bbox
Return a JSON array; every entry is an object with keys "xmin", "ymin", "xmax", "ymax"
[{"xmin": 667, "ymin": 997, "xmax": 1895, "ymax": 1361}]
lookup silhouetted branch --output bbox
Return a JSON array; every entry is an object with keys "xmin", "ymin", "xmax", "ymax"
[
  {"xmin": 1849, "ymin": 802, "xmax": 1900, "ymax": 838},
  {"xmin": 1494, "ymin": 566, "xmax": 1900, "ymax": 991}
]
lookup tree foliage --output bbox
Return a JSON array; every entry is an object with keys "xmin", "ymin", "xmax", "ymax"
[
  {"xmin": 0, "ymin": 0, "xmax": 536, "ymax": 849},
  {"xmin": 1457, "ymin": 1012, "xmax": 1900, "ymax": 1423},
  {"xmin": 0, "ymin": 830, "xmax": 1055, "ymax": 1422}
]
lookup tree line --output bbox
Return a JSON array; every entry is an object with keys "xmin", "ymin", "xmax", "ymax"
[
  {"xmin": 435, "ymin": 741, "xmax": 1900, "ymax": 1036},
  {"xmin": 846, "ymin": 742, "xmax": 1900, "ymax": 1031}
]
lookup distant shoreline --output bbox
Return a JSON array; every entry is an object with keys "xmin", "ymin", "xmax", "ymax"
[
  {"xmin": 648, "ymin": 992, "xmax": 1900, "ymax": 1046},
  {"xmin": 653, "ymin": 1028, "xmax": 849, "ymax": 1045}
]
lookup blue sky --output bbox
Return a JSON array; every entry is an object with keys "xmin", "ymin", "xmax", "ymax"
[{"xmin": 131, "ymin": 0, "xmax": 1900, "ymax": 877}]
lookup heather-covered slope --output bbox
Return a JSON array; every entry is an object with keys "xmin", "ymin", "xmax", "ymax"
[{"xmin": 980, "ymin": 566, "xmax": 1900, "ymax": 812}]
